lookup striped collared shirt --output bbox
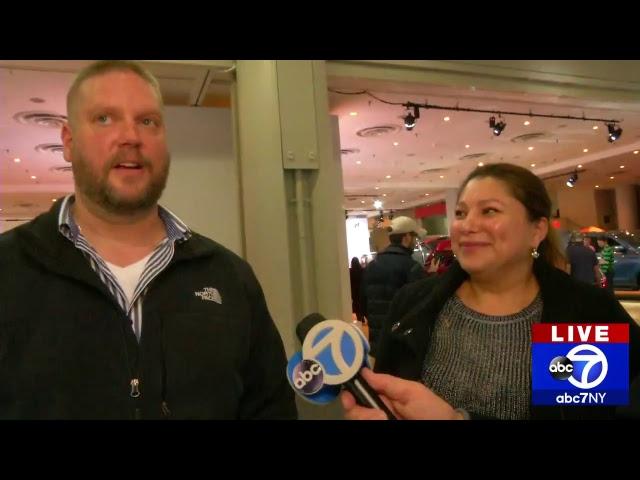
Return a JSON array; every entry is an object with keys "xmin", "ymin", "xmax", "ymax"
[{"xmin": 57, "ymin": 194, "xmax": 192, "ymax": 341}]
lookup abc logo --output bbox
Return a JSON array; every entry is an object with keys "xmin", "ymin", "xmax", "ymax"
[
  {"xmin": 549, "ymin": 356, "xmax": 574, "ymax": 380},
  {"xmin": 547, "ymin": 345, "xmax": 608, "ymax": 389},
  {"xmin": 292, "ymin": 359, "xmax": 324, "ymax": 395}
]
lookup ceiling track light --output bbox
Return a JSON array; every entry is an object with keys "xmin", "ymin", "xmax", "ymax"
[
  {"xmin": 541, "ymin": 167, "xmax": 586, "ymax": 183},
  {"xmin": 606, "ymin": 123, "xmax": 623, "ymax": 143},
  {"xmin": 403, "ymin": 103, "xmax": 421, "ymax": 131},
  {"xmin": 566, "ymin": 171, "xmax": 578, "ymax": 188},
  {"xmin": 489, "ymin": 116, "xmax": 506, "ymax": 136},
  {"xmin": 330, "ymin": 90, "xmax": 623, "ymax": 142}
]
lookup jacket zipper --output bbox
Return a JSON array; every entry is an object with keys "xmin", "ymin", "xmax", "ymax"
[
  {"xmin": 118, "ymin": 316, "xmax": 142, "ymax": 420},
  {"xmin": 130, "ymin": 378, "xmax": 141, "ymax": 398},
  {"xmin": 130, "ymin": 378, "xmax": 142, "ymax": 419}
]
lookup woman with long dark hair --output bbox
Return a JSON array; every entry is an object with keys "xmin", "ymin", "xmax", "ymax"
[{"xmin": 342, "ymin": 163, "xmax": 639, "ymax": 420}]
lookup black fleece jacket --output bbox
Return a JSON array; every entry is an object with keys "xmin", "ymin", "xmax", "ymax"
[{"xmin": 0, "ymin": 202, "xmax": 297, "ymax": 420}]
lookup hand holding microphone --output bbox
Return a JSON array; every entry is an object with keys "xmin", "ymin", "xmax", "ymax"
[
  {"xmin": 287, "ymin": 313, "xmax": 397, "ymax": 420},
  {"xmin": 340, "ymin": 368, "xmax": 465, "ymax": 420}
]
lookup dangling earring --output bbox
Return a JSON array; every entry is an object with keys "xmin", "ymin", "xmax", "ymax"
[{"xmin": 531, "ymin": 247, "xmax": 540, "ymax": 259}]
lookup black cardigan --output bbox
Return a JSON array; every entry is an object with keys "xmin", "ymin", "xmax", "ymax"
[{"xmin": 374, "ymin": 260, "xmax": 640, "ymax": 420}]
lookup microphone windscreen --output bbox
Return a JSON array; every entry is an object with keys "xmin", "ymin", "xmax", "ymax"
[{"xmin": 295, "ymin": 313, "xmax": 327, "ymax": 343}]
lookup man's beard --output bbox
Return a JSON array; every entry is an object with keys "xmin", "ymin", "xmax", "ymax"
[{"xmin": 72, "ymin": 149, "xmax": 170, "ymax": 215}]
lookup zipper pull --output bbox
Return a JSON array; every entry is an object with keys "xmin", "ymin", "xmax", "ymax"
[
  {"xmin": 161, "ymin": 401, "xmax": 171, "ymax": 417},
  {"xmin": 130, "ymin": 378, "xmax": 141, "ymax": 398}
]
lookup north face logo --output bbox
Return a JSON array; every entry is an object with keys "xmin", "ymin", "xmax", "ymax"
[{"xmin": 195, "ymin": 287, "xmax": 222, "ymax": 304}]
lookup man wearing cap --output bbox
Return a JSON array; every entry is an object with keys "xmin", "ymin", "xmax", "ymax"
[{"xmin": 360, "ymin": 216, "xmax": 427, "ymax": 357}]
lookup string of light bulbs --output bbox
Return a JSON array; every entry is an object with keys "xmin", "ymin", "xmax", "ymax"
[{"xmin": 330, "ymin": 89, "xmax": 624, "ymax": 142}]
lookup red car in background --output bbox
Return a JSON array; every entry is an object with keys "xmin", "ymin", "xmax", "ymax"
[{"xmin": 421, "ymin": 236, "xmax": 455, "ymax": 274}]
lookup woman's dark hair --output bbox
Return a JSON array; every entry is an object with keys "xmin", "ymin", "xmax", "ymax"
[
  {"xmin": 458, "ymin": 163, "xmax": 566, "ymax": 269},
  {"xmin": 350, "ymin": 257, "xmax": 362, "ymax": 270}
]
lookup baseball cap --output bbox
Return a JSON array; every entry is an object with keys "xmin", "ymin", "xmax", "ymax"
[{"xmin": 388, "ymin": 216, "xmax": 427, "ymax": 239}]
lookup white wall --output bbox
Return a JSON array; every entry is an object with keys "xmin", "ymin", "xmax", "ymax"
[
  {"xmin": 345, "ymin": 216, "xmax": 370, "ymax": 265},
  {"xmin": 161, "ymin": 106, "xmax": 242, "ymax": 255}
]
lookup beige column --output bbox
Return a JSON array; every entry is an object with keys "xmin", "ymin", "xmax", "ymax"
[
  {"xmin": 234, "ymin": 61, "xmax": 350, "ymax": 358},
  {"xmin": 615, "ymin": 184, "xmax": 639, "ymax": 231}
]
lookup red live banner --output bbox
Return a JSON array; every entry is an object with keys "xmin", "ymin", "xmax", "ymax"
[{"xmin": 532, "ymin": 324, "xmax": 629, "ymax": 343}]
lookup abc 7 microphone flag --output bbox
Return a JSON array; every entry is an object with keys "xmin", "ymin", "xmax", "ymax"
[
  {"xmin": 286, "ymin": 320, "xmax": 371, "ymax": 404},
  {"xmin": 532, "ymin": 324, "xmax": 630, "ymax": 406}
]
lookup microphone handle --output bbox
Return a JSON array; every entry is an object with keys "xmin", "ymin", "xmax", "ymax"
[{"xmin": 344, "ymin": 371, "xmax": 397, "ymax": 420}]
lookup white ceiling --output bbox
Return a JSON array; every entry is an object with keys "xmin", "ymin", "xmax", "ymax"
[
  {"xmin": 2, "ymin": 60, "xmax": 639, "ymax": 221},
  {"xmin": 327, "ymin": 81, "xmax": 640, "ymax": 214}
]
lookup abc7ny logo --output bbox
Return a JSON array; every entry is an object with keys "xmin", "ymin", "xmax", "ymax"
[{"xmin": 548, "ymin": 344, "xmax": 608, "ymax": 389}]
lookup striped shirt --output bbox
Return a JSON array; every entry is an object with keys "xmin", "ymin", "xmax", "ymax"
[{"xmin": 57, "ymin": 194, "xmax": 191, "ymax": 341}]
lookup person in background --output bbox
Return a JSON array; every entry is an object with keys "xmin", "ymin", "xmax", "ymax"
[
  {"xmin": 566, "ymin": 233, "xmax": 600, "ymax": 285},
  {"xmin": 583, "ymin": 236, "xmax": 596, "ymax": 252},
  {"xmin": 342, "ymin": 163, "xmax": 638, "ymax": 420},
  {"xmin": 360, "ymin": 216, "xmax": 427, "ymax": 357},
  {"xmin": 597, "ymin": 236, "xmax": 615, "ymax": 292},
  {"xmin": 350, "ymin": 257, "xmax": 365, "ymax": 323}
]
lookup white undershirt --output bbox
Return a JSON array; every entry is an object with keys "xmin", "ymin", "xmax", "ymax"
[{"xmin": 106, "ymin": 251, "xmax": 154, "ymax": 307}]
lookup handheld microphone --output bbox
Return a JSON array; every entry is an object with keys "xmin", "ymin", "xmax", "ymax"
[{"xmin": 292, "ymin": 313, "xmax": 397, "ymax": 420}]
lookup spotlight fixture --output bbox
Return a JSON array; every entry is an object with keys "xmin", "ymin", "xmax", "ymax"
[
  {"xmin": 606, "ymin": 123, "xmax": 622, "ymax": 142},
  {"xmin": 403, "ymin": 104, "xmax": 420, "ymax": 131},
  {"xmin": 389, "ymin": 209, "xmax": 395, "ymax": 220},
  {"xmin": 331, "ymin": 90, "xmax": 624, "ymax": 139},
  {"xmin": 378, "ymin": 210, "xmax": 384, "ymax": 222},
  {"xmin": 489, "ymin": 116, "xmax": 506, "ymax": 136},
  {"xmin": 566, "ymin": 171, "xmax": 578, "ymax": 188},
  {"xmin": 373, "ymin": 200, "xmax": 383, "ymax": 210}
]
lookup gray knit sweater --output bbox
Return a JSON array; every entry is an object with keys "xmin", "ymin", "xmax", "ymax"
[{"xmin": 421, "ymin": 294, "xmax": 543, "ymax": 420}]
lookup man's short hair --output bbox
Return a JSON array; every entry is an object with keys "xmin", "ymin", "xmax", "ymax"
[
  {"xmin": 389, "ymin": 233, "xmax": 408, "ymax": 245},
  {"xmin": 571, "ymin": 232, "xmax": 585, "ymax": 243},
  {"xmin": 66, "ymin": 60, "xmax": 163, "ymax": 127}
]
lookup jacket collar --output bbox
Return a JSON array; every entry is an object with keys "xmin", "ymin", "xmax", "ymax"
[
  {"xmin": 14, "ymin": 201, "xmax": 217, "ymax": 294},
  {"xmin": 56, "ymin": 194, "xmax": 192, "ymax": 246},
  {"xmin": 15, "ymin": 201, "xmax": 113, "ymax": 298},
  {"xmin": 381, "ymin": 244, "xmax": 414, "ymax": 256},
  {"xmin": 391, "ymin": 261, "xmax": 467, "ymax": 355}
]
